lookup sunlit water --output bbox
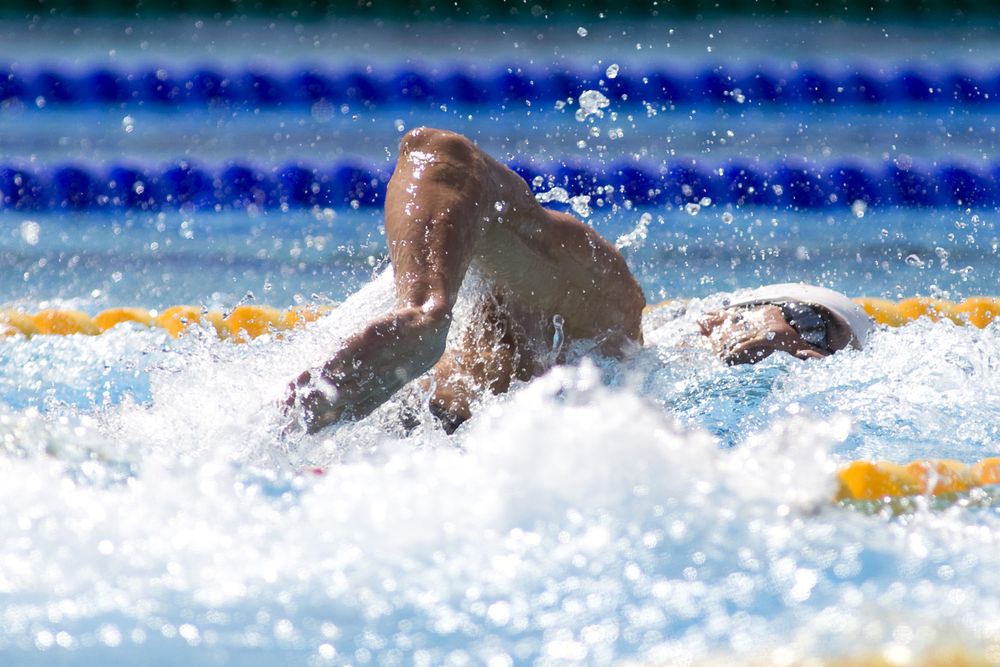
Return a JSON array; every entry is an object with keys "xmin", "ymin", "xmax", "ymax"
[{"xmin": 1, "ymin": 202, "xmax": 999, "ymax": 666}]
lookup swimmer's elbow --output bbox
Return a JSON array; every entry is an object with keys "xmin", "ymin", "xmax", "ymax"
[{"xmin": 400, "ymin": 127, "xmax": 478, "ymax": 164}]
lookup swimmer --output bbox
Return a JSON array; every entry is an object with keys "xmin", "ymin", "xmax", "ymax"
[{"xmin": 286, "ymin": 128, "xmax": 872, "ymax": 433}]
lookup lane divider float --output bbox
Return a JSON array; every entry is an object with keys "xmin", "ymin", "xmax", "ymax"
[
  {"xmin": 854, "ymin": 296, "xmax": 1000, "ymax": 328},
  {"xmin": 836, "ymin": 458, "xmax": 1000, "ymax": 502},
  {"xmin": 3, "ymin": 158, "xmax": 1000, "ymax": 211},
  {"xmin": 4, "ymin": 295, "xmax": 997, "ymax": 341},
  {"xmin": 4, "ymin": 64, "xmax": 1000, "ymax": 109},
  {"xmin": 641, "ymin": 295, "xmax": 1000, "ymax": 328},
  {"xmin": 2, "ymin": 305, "xmax": 332, "ymax": 341}
]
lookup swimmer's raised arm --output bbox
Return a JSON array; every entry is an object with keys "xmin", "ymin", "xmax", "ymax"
[
  {"xmin": 286, "ymin": 128, "xmax": 645, "ymax": 433},
  {"xmin": 286, "ymin": 129, "xmax": 491, "ymax": 432}
]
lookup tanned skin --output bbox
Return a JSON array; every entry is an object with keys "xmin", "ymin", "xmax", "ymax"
[{"xmin": 287, "ymin": 127, "xmax": 645, "ymax": 433}]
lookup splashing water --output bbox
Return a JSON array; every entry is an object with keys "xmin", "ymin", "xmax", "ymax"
[
  {"xmin": 535, "ymin": 187, "xmax": 593, "ymax": 218},
  {"xmin": 2, "ymin": 13, "xmax": 1000, "ymax": 665},
  {"xmin": 3, "ymin": 259, "xmax": 1000, "ymax": 665},
  {"xmin": 616, "ymin": 212, "xmax": 653, "ymax": 251},
  {"xmin": 550, "ymin": 313, "xmax": 565, "ymax": 363}
]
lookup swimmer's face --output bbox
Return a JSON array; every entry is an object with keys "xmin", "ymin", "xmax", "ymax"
[{"xmin": 698, "ymin": 303, "xmax": 855, "ymax": 365}]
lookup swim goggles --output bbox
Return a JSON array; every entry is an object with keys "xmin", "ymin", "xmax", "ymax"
[{"xmin": 778, "ymin": 301, "xmax": 832, "ymax": 352}]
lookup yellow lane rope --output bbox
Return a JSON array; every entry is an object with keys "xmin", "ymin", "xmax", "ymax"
[
  {"xmin": 641, "ymin": 295, "xmax": 1000, "ymax": 328},
  {"xmin": 1, "ymin": 305, "xmax": 333, "ymax": 341},
  {"xmin": 4, "ymin": 295, "xmax": 998, "ymax": 341},
  {"xmin": 836, "ymin": 458, "xmax": 1000, "ymax": 502},
  {"xmin": 854, "ymin": 296, "xmax": 1000, "ymax": 328}
]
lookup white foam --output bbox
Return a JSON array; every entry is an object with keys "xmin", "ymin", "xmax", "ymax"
[{"xmin": 1, "ymin": 284, "xmax": 1000, "ymax": 664}]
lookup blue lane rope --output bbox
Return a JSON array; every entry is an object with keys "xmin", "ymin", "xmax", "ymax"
[
  {"xmin": 1, "ymin": 159, "xmax": 998, "ymax": 211},
  {"xmin": 2, "ymin": 64, "xmax": 1000, "ymax": 108}
]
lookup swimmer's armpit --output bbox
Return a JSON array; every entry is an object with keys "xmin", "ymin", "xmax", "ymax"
[{"xmin": 698, "ymin": 304, "xmax": 835, "ymax": 365}]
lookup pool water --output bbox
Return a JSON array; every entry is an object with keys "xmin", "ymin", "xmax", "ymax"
[
  {"xmin": 2, "ymin": 200, "xmax": 998, "ymax": 665},
  {"xmin": 2, "ymin": 16, "xmax": 1000, "ymax": 667}
]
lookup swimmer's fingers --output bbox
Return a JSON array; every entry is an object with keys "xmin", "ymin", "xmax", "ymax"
[
  {"xmin": 281, "ymin": 370, "xmax": 344, "ymax": 434},
  {"xmin": 278, "ymin": 373, "xmax": 308, "ymax": 438},
  {"xmin": 282, "ymin": 370, "xmax": 312, "ymax": 409},
  {"xmin": 299, "ymin": 390, "xmax": 343, "ymax": 434},
  {"xmin": 700, "ymin": 308, "xmax": 751, "ymax": 358},
  {"xmin": 793, "ymin": 347, "xmax": 829, "ymax": 361},
  {"xmin": 707, "ymin": 308, "xmax": 774, "ymax": 363}
]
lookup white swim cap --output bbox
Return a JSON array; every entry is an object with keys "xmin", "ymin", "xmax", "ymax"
[{"xmin": 724, "ymin": 283, "xmax": 874, "ymax": 349}]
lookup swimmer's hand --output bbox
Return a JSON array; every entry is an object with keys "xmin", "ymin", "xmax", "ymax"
[
  {"xmin": 698, "ymin": 305, "xmax": 830, "ymax": 365},
  {"xmin": 283, "ymin": 369, "xmax": 345, "ymax": 435}
]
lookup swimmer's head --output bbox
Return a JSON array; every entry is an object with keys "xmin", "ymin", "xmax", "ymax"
[
  {"xmin": 700, "ymin": 283, "xmax": 874, "ymax": 364},
  {"xmin": 725, "ymin": 283, "xmax": 873, "ymax": 349}
]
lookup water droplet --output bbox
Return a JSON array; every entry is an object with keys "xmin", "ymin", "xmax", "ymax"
[
  {"xmin": 535, "ymin": 187, "xmax": 570, "ymax": 204},
  {"xmin": 721, "ymin": 212, "xmax": 734, "ymax": 225},
  {"xmin": 576, "ymin": 90, "xmax": 610, "ymax": 120},
  {"xmin": 605, "ymin": 63, "xmax": 619, "ymax": 79},
  {"xmin": 99, "ymin": 624, "xmax": 122, "ymax": 648},
  {"xmin": 685, "ymin": 203, "xmax": 701, "ymax": 216},
  {"xmin": 487, "ymin": 601, "xmax": 512, "ymax": 626},
  {"xmin": 615, "ymin": 212, "xmax": 652, "ymax": 249},
  {"xmin": 905, "ymin": 254, "xmax": 925, "ymax": 268},
  {"xmin": 569, "ymin": 195, "xmax": 592, "ymax": 218},
  {"xmin": 19, "ymin": 220, "xmax": 40, "ymax": 246},
  {"xmin": 577, "ymin": 26, "xmax": 588, "ymax": 37}
]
